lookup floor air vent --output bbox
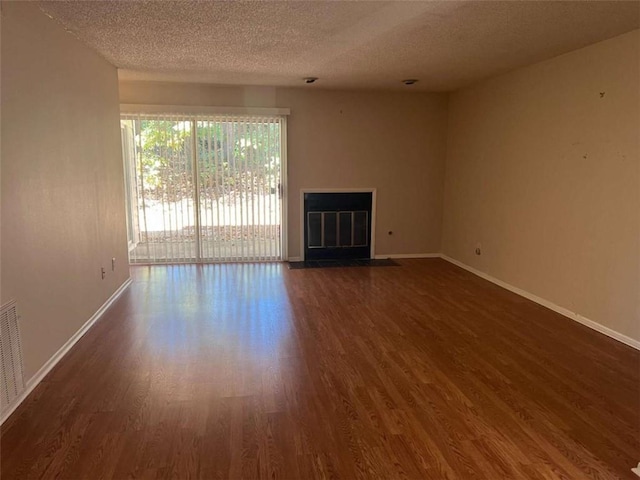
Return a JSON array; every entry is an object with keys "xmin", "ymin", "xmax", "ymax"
[{"xmin": 1, "ymin": 300, "xmax": 25, "ymax": 413}]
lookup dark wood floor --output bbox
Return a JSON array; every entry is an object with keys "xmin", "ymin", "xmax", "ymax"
[{"xmin": 2, "ymin": 259, "xmax": 638, "ymax": 479}]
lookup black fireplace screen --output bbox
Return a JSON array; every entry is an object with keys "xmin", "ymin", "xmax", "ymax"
[{"xmin": 307, "ymin": 211, "xmax": 368, "ymax": 248}]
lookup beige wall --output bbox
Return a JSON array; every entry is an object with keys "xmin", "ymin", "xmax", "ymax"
[
  {"xmin": 119, "ymin": 82, "xmax": 449, "ymax": 258},
  {"xmin": 443, "ymin": 30, "xmax": 640, "ymax": 341},
  {"xmin": 1, "ymin": 3, "xmax": 129, "ymax": 380}
]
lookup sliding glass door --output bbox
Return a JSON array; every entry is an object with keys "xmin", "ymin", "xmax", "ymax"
[{"xmin": 120, "ymin": 113, "xmax": 285, "ymax": 264}]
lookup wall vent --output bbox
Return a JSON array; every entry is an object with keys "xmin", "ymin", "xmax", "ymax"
[{"xmin": 1, "ymin": 300, "xmax": 25, "ymax": 413}]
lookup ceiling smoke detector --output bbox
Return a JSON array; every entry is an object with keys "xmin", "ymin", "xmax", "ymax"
[
  {"xmin": 303, "ymin": 77, "xmax": 318, "ymax": 84},
  {"xmin": 402, "ymin": 79, "xmax": 418, "ymax": 86}
]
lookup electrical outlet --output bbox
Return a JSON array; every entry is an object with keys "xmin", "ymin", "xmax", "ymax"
[
  {"xmin": 112, "ymin": 257, "xmax": 116, "ymax": 271},
  {"xmin": 101, "ymin": 267, "xmax": 106, "ymax": 280}
]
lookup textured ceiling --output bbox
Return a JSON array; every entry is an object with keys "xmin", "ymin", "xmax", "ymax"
[{"xmin": 38, "ymin": 1, "xmax": 640, "ymax": 91}]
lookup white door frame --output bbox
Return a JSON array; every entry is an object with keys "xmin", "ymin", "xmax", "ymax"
[{"xmin": 279, "ymin": 117, "xmax": 288, "ymax": 261}]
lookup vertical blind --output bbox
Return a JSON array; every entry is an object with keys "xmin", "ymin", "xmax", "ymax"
[{"xmin": 120, "ymin": 113, "xmax": 285, "ymax": 264}]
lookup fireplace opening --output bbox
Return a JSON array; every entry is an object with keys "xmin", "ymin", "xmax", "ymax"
[{"xmin": 303, "ymin": 192, "xmax": 373, "ymax": 260}]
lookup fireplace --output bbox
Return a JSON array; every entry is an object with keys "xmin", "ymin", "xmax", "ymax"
[{"xmin": 303, "ymin": 191, "xmax": 373, "ymax": 260}]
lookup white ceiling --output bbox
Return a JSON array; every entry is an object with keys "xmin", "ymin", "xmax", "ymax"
[{"xmin": 38, "ymin": 1, "xmax": 640, "ymax": 92}]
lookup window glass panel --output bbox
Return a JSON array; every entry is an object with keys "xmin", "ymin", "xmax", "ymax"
[
  {"xmin": 324, "ymin": 212, "xmax": 337, "ymax": 247},
  {"xmin": 353, "ymin": 211, "xmax": 368, "ymax": 246},
  {"xmin": 339, "ymin": 212, "xmax": 352, "ymax": 246},
  {"xmin": 308, "ymin": 212, "xmax": 322, "ymax": 247}
]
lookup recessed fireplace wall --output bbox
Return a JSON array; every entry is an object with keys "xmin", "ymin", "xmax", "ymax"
[{"xmin": 303, "ymin": 191, "xmax": 373, "ymax": 260}]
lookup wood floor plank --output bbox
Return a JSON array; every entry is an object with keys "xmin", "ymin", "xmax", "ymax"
[{"xmin": 2, "ymin": 259, "xmax": 638, "ymax": 479}]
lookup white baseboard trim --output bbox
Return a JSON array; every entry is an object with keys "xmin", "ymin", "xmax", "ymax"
[
  {"xmin": 287, "ymin": 257, "xmax": 302, "ymax": 262},
  {"xmin": 0, "ymin": 277, "xmax": 133, "ymax": 425},
  {"xmin": 440, "ymin": 255, "xmax": 640, "ymax": 351},
  {"xmin": 374, "ymin": 253, "xmax": 441, "ymax": 259}
]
